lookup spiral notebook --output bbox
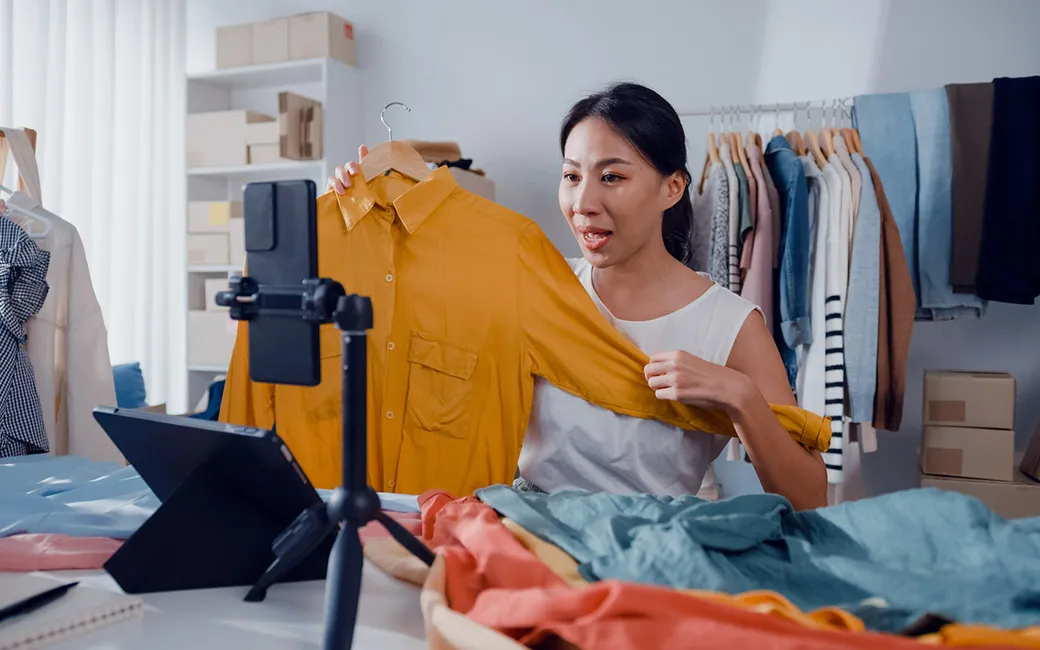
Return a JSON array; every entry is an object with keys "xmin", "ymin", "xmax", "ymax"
[{"xmin": 0, "ymin": 575, "xmax": 142, "ymax": 650}]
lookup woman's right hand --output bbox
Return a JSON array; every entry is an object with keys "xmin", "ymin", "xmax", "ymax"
[{"xmin": 327, "ymin": 144, "xmax": 370, "ymax": 194}]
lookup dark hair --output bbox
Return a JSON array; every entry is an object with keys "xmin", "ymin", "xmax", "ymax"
[{"xmin": 559, "ymin": 82, "xmax": 693, "ymax": 264}]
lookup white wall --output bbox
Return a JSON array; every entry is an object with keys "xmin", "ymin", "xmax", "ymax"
[{"xmin": 186, "ymin": 0, "xmax": 1040, "ymax": 497}]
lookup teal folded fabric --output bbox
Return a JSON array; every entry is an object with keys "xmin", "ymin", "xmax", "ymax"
[{"xmin": 475, "ymin": 485, "xmax": 1040, "ymax": 633}]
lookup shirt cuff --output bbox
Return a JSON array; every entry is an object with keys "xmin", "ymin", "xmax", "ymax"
[{"xmin": 781, "ymin": 316, "xmax": 812, "ymax": 349}]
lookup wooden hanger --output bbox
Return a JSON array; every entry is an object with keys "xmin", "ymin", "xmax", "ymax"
[
  {"xmin": 0, "ymin": 127, "xmax": 38, "ymax": 193},
  {"xmin": 359, "ymin": 102, "xmax": 431, "ymax": 182}
]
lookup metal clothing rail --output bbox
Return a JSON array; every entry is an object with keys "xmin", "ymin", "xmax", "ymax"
[{"xmin": 677, "ymin": 98, "xmax": 852, "ymax": 119}]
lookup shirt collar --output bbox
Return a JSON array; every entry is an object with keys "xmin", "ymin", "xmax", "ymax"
[{"xmin": 335, "ymin": 165, "xmax": 458, "ymax": 234}]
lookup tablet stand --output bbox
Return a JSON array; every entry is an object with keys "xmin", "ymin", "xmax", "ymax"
[{"xmin": 218, "ymin": 276, "xmax": 435, "ymax": 650}]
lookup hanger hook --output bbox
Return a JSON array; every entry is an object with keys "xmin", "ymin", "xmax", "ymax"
[{"xmin": 380, "ymin": 101, "xmax": 412, "ymax": 141}]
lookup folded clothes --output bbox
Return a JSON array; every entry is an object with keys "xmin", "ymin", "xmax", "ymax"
[
  {"xmin": 476, "ymin": 485, "xmax": 1040, "ymax": 634},
  {"xmin": 401, "ymin": 139, "xmax": 462, "ymax": 163},
  {"xmin": 0, "ymin": 455, "xmax": 420, "ymax": 539},
  {"xmin": 0, "ymin": 534, "xmax": 122, "ymax": 571},
  {"xmin": 364, "ymin": 490, "xmax": 1038, "ymax": 649}
]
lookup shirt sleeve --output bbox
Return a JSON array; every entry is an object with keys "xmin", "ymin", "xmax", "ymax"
[
  {"xmin": 218, "ymin": 319, "xmax": 276, "ymax": 430},
  {"xmin": 516, "ymin": 222, "xmax": 830, "ymax": 452}
]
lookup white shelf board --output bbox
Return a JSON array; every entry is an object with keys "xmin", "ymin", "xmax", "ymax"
[
  {"xmin": 188, "ymin": 364, "xmax": 229, "ymax": 373},
  {"xmin": 187, "ymin": 58, "xmax": 326, "ymax": 90},
  {"xmin": 187, "ymin": 159, "xmax": 325, "ymax": 182},
  {"xmin": 187, "ymin": 264, "xmax": 239, "ymax": 273}
]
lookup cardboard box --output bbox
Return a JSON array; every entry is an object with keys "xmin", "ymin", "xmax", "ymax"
[
  {"xmin": 248, "ymin": 143, "xmax": 284, "ymax": 165},
  {"xmin": 1022, "ymin": 421, "xmax": 1040, "ymax": 482},
  {"xmin": 289, "ymin": 12, "xmax": 356, "ymax": 66},
  {"xmin": 246, "ymin": 121, "xmax": 280, "ymax": 145},
  {"xmin": 923, "ymin": 370, "xmax": 1016, "ymax": 430},
  {"xmin": 188, "ymin": 201, "xmax": 242, "ymax": 233},
  {"xmin": 278, "ymin": 92, "xmax": 323, "ymax": 160},
  {"xmin": 922, "ymin": 464, "xmax": 1040, "ymax": 519},
  {"xmin": 229, "ymin": 218, "xmax": 245, "ymax": 268},
  {"xmin": 187, "ymin": 110, "xmax": 275, "ymax": 168},
  {"xmin": 204, "ymin": 278, "xmax": 227, "ymax": 312},
  {"xmin": 922, "ymin": 425, "xmax": 1015, "ymax": 482},
  {"xmin": 251, "ymin": 18, "xmax": 289, "ymax": 65},
  {"xmin": 187, "ymin": 233, "xmax": 229, "ymax": 265},
  {"xmin": 449, "ymin": 168, "xmax": 495, "ymax": 201},
  {"xmin": 216, "ymin": 24, "xmax": 252, "ymax": 69},
  {"xmin": 188, "ymin": 311, "xmax": 237, "ymax": 368}
]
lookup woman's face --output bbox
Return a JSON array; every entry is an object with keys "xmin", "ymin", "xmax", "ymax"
[{"xmin": 559, "ymin": 117, "xmax": 683, "ymax": 268}]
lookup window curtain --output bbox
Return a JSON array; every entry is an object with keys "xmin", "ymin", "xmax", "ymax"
[{"xmin": 0, "ymin": 0, "xmax": 188, "ymax": 411}]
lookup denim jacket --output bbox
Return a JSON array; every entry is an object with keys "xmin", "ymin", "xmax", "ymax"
[{"xmin": 764, "ymin": 136, "xmax": 811, "ymax": 385}]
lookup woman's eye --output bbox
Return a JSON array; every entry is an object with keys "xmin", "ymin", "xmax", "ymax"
[
  {"xmin": 602, "ymin": 173, "xmax": 622, "ymax": 183},
  {"xmin": 563, "ymin": 172, "xmax": 580, "ymax": 182}
]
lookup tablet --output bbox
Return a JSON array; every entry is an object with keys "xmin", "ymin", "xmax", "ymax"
[{"xmin": 92, "ymin": 407, "xmax": 332, "ymax": 594}]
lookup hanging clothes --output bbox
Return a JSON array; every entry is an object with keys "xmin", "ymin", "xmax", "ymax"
[
  {"xmin": 845, "ymin": 154, "xmax": 882, "ymax": 426},
  {"xmin": 944, "ymin": 82, "xmax": 994, "ymax": 295},
  {"xmin": 716, "ymin": 141, "xmax": 739, "ymax": 291},
  {"xmin": 739, "ymin": 143, "xmax": 759, "ymax": 276},
  {"xmin": 0, "ymin": 216, "xmax": 50, "ymax": 457},
  {"xmin": 821, "ymin": 156, "xmax": 850, "ymax": 484},
  {"xmin": 908, "ymin": 88, "xmax": 986, "ymax": 319},
  {"xmin": 765, "ymin": 136, "xmax": 811, "ymax": 390},
  {"xmin": 852, "ymin": 93, "xmax": 920, "ymax": 307},
  {"xmin": 730, "ymin": 159, "xmax": 750, "ymax": 293},
  {"xmin": 975, "ymin": 76, "xmax": 1040, "ymax": 305},
  {"xmin": 690, "ymin": 160, "xmax": 726, "ymax": 276},
  {"xmin": 0, "ymin": 128, "xmax": 121, "ymax": 464},
  {"xmin": 796, "ymin": 156, "xmax": 829, "ymax": 411},
  {"xmin": 862, "ymin": 157, "xmax": 915, "ymax": 432},
  {"xmin": 218, "ymin": 166, "xmax": 832, "ymax": 494},
  {"xmin": 740, "ymin": 145, "xmax": 775, "ymax": 334}
]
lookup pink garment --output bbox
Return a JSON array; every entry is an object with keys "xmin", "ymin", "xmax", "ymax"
[
  {"xmin": 741, "ymin": 147, "xmax": 775, "ymax": 334},
  {"xmin": 0, "ymin": 534, "xmax": 123, "ymax": 571},
  {"xmin": 740, "ymin": 142, "xmax": 759, "ymax": 273},
  {"xmin": 359, "ymin": 510, "xmax": 423, "ymax": 542}
]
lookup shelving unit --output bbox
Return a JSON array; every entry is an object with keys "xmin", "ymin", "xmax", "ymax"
[{"xmin": 184, "ymin": 56, "xmax": 363, "ymax": 410}]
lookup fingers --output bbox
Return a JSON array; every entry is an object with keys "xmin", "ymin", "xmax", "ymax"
[
  {"xmin": 359, "ymin": 144, "xmax": 369, "ymax": 160},
  {"xmin": 647, "ymin": 374, "xmax": 671, "ymax": 390},
  {"xmin": 644, "ymin": 360, "xmax": 671, "ymax": 379}
]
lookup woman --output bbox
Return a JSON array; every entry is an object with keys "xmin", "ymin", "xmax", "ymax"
[{"xmin": 329, "ymin": 82, "xmax": 827, "ymax": 510}]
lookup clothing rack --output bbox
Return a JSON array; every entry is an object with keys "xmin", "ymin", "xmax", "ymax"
[{"xmin": 678, "ymin": 99, "xmax": 852, "ymax": 120}]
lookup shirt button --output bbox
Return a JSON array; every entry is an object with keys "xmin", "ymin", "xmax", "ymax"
[
  {"xmin": 388, "ymin": 480, "xmax": 395, "ymax": 490},
  {"xmin": 387, "ymin": 341, "xmax": 395, "ymax": 351},
  {"xmin": 386, "ymin": 411, "xmax": 394, "ymax": 420},
  {"xmin": 385, "ymin": 273, "xmax": 393, "ymax": 283}
]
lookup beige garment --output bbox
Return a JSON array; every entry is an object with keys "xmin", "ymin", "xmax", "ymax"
[
  {"xmin": 400, "ymin": 140, "xmax": 462, "ymax": 163},
  {"xmin": 0, "ymin": 128, "xmax": 122, "ymax": 463},
  {"xmin": 832, "ymin": 136, "xmax": 861, "ymax": 251},
  {"xmin": 365, "ymin": 538, "xmax": 527, "ymax": 650}
]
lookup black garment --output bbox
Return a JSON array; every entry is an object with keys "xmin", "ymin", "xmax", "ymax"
[
  {"xmin": 0, "ymin": 216, "xmax": 50, "ymax": 457},
  {"xmin": 976, "ymin": 76, "xmax": 1040, "ymax": 304}
]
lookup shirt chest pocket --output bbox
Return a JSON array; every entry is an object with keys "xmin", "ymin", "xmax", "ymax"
[{"xmin": 404, "ymin": 332, "xmax": 478, "ymax": 438}]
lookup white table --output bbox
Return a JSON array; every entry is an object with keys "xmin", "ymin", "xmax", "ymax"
[{"xmin": 36, "ymin": 560, "xmax": 427, "ymax": 649}]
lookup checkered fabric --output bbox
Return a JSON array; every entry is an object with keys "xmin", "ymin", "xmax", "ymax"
[{"xmin": 0, "ymin": 217, "xmax": 50, "ymax": 457}]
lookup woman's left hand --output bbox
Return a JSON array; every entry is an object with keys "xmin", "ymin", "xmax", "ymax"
[{"xmin": 644, "ymin": 350, "xmax": 753, "ymax": 414}]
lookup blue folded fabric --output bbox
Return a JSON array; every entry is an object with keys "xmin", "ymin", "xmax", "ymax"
[
  {"xmin": 476, "ymin": 485, "xmax": 1040, "ymax": 632},
  {"xmin": 0, "ymin": 455, "xmax": 420, "ymax": 539}
]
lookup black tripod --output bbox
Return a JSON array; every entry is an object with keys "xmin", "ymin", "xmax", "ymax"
[{"xmin": 217, "ymin": 276, "xmax": 435, "ymax": 649}]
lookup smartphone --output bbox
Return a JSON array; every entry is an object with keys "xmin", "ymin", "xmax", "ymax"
[{"xmin": 240, "ymin": 179, "xmax": 321, "ymax": 386}]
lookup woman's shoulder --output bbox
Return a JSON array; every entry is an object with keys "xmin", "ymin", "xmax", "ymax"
[{"xmin": 565, "ymin": 256, "xmax": 590, "ymax": 275}]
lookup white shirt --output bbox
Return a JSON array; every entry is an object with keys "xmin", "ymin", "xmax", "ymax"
[{"xmin": 517, "ymin": 257, "xmax": 761, "ymax": 496}]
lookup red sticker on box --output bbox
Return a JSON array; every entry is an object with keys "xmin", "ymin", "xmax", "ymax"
[{"xmin": 343, "ymin": 22, "xmax": 354, "ymax": 39}]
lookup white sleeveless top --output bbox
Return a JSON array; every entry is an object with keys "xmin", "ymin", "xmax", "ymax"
[{"xmin": 517, "ymin": 257, "xmax": 762, "ymax": 496}]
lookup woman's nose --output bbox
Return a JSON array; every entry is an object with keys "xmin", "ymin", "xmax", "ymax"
[{"xmin": 573, "ymin": 182, "xmax": 601, "ymax": 216}]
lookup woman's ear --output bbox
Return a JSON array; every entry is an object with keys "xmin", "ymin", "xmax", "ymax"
[{"xmin": 663, "ymin": 170, "xmax": 687, "ymax": 210}]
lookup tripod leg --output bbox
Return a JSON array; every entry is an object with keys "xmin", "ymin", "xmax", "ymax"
[
  {"xmin": 323, "ymin": 522, "xmax": 364, "ymax": 649},
  {"xmin": 375, "ymin": 511, "xmax": 435, "ymax": 566}
]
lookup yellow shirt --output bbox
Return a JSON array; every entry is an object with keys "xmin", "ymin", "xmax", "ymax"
[{"xmin": 219, "ymin": 166, "xmax": 831, "ymax": 494}]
